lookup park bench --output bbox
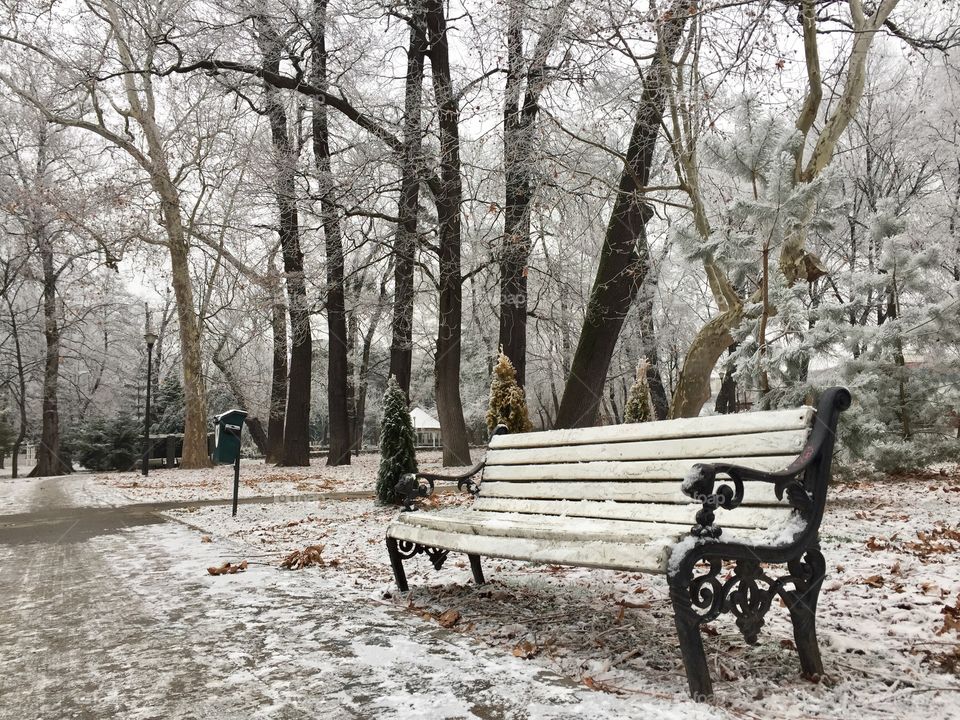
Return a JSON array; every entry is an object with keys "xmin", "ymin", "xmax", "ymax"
[{"xmin": 386, "ymin": 387, "xmax": 851, "ymax": 699}]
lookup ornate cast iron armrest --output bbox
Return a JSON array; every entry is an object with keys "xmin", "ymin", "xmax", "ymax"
[
  {"xmin": 683, "ymin": 387, "xmax": 852, "ymax": 538},
  {"xmin": 394, "ymin": 424, "xmax": 509, "ymax": 510},
  {"xmin": 415, "ymin": 459, "xmax": 486, "ymax": 495}
]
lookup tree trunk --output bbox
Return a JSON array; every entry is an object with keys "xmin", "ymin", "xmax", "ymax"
[
  {"xmin": 426, "ymin": 0, "xmax": 471, "ymax": 465},
  {"xmin": 267, "ymin": 273, "xmax": 287, "ymax": 463},
  {"xmin": 6, "ymin": 290, "xmax": 28, "ymax": 479},
  {"xmin": 636, "ymin": 251, "xmax": 669, "ymax": 420},
  {"xmin": 259, "ymin": 21, "xmax": 312, "ymax": 466},
  {"xmin": 499, "ymin": 0, "xmax": 573, "ymax": 387},
  {"xmin": 312, "ymin": 0, "xmax": 351, "ymax": 466},
  {"xmin": 30, "ymin": 230, "xmax": 70, "ymax": 476},
  {"xmin": 353, "ymin": 275, "xmax": 389, "ymax": 452},
  {"xmin": 499, "ymin": 1, "xmax": 530, "ymax": 386},
  {"xmin": 553, "ymin": 1, "xmax": 690, "ymax": 428},
  {"xmin": 166, "ymin": 228, "xmax": 212, "ymax": 467},
  {"xmin": 714, "ymin": 344, "xmax": 738, "ymax": 414},
  {"xmin": 30, "ymin": 127, "xmax": 71, "ymax": 477},
  {"xmin": 670, "ymin": 310, "xmax": 738, "ymax": 418},
  {"xmin": 389, "ymin": 1, "xmax": 429, "ymax": 396}
]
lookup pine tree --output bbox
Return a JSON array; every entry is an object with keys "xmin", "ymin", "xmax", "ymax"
[
  {"xmin": 624, "ymin": 358, "xmax": 654, "ymax": 423},
  {"xmin": 153, "ymin": 373, "xmax": 187, "ymax": 434},
  {"xmin": 376, "ymin": 376, "xmax": 418, "ymax": 505},
  {"xmin": 486, "ymin": 350, "xmax": 533, "ymax": 434}
]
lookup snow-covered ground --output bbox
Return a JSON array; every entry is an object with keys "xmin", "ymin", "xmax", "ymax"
[
  {"xmin": 92, "ymin": 450, "xmax": 477, "ymax": 503},
  {"xmin": 163, "ymin": 466, "xmax": 960, "ymax": 719},
  {"xmin": 0, "ymin": 472, "xmax": 125, "ymax": 514}
]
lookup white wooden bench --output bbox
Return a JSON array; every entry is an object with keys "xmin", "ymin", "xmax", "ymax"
[{"xmin": 386, "ymin": 388, "xmax": 851, "ymax": 699}]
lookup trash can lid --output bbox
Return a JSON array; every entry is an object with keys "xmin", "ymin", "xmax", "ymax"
[{"xmin": 213, "ymin": 408, "xmax": 248, "ymax": 423}]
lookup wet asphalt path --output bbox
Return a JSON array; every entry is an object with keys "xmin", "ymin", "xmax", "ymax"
[{"xmin": 0, "ymin": 476, "xmax": 663, "ymax": 720}]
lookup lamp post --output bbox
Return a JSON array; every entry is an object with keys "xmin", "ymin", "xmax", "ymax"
[{"xmin": 142, "ymin": 329, "xmax": 158, "ymax": 476}]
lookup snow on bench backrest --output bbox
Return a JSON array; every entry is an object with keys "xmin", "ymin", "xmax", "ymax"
[{"xmin": 475, "ymin": 406, "xmax": 816, "ymax": 531}]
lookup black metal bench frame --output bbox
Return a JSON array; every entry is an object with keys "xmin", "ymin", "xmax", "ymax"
[{"xmin": 386, "ymin": 388, "xmax": 851, "ymax": 699}]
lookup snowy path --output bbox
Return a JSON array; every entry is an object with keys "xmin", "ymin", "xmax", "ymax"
[{"xmin": 0, "ymin": 476, "xmax": 722, "ymax": 719}]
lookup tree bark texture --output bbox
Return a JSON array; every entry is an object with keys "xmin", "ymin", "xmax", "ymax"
[
  {"xmin": 29, "ymin": 221, "xmax": 71, "ymax": 476},
  {"xmin": 259, "ymin": 22, "xmax": 312, "ymax": 466},
  {"xmin": 554, "ymin": 1, "xmax": 692, "ymax": 429},
  {"xmin": 389, "ymin": 1, "xmax": 429, "ymax": 396},
  {"xmin": 99, "ymin": 0, "xmax": 212, "ymax": 468},
  {"xmin": 267, "ymin": 273, "xmax": 287, "ymax": 463},
  {"xmin": 426, "ymin": 0, "xmax": 471, "ymax": 465},
  {"xmin": 312, "ymin": 0, "xmax": 351, "ymax": 466},
  {"xmin": 635, "ymin": 250, "xmax": 669, "ymax": 420},
  {"xmin": 714, "ymin": 344, "xmax": 739, "ymax": 414},
  {"xmin": 499, "ymin": 0, "xmax": 573, "ymax": 386},
  {"xmin": 29, "ymin": 126, "xmax": 71, "ymax": 477}
]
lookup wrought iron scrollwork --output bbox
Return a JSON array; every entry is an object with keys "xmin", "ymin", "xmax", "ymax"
[
  {"xmin": 396, "ymin": 473, "xmax": 435, "ymax": 512},
  {"xmin": 394, "ymin": 539, "xmax": 450, "ymax": 571},
  {"xmin": 686, "ymin": 548, "xmax": 826, "ymax": 645},
  {"xmin": 685, "ymin": 466, "xmax": 745, "ymax": 538},
  {"xmin": 457, "ymin": 476, "xmax": 481, "ymax": 496}
]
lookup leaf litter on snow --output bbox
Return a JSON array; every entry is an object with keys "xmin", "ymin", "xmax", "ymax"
[{"xmin": 168, "ymin": 466, "xmax": 960, "ymax": 719}]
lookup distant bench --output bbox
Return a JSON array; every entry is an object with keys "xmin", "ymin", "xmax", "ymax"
[{"xmin": 386, "ymin": 388, "xmax": 851, "ymax": 699}]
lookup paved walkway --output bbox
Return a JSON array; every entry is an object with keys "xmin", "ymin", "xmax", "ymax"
[{"xmin": 0, "ymin": 475, "xmax": 712, "ymax": 720}]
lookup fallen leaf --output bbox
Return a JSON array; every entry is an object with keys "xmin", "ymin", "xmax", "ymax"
[
  {"xmin": 207, "ymin": 560, "xmax": 248, "ymax": 576},
  {"xmin": 937, "ymin": 596, "xmax": 960, "ymax": 636},
  {"xmin": 616, "ymin": 599, "xmax": 652, "ymax": 610},
  {"xmin": 280, "ymin": 544, "xmax": 326, "ymax": 570},
  {"xmin": 201, "ymin": 535, "xmax": 212, "ymax": 543},
  {"xmin": 437, "ymin": 609, "xmax": 460, "ymax": 628},
  {"xmin": 862, "ymin": 574, "xmax": 885, "ymax": 588},
  {"xmin": 512, "ymin": 640, "xmax": 538, "ymax": 658}
]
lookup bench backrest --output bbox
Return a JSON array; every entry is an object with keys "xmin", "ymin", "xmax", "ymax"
[{"xmin": 475, "ymin": 407, "xmax": 817, "ymax": 530}]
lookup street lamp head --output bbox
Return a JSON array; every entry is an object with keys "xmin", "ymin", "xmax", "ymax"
[{"xmin": 144, "ymin": 331, "xmax": 158, "ymax": 349}]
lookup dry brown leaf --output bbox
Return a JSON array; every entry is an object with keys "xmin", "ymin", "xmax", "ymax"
[
  {"xmin": 437, "ymin": 609, "xmax": 460, "ymax": 628},
  {"xmin": 512, "ymin": 640, "xmax": 538, "ymax": 659},
  {"xmin": 862, "ymin": 574, "xmax": 885, "ymax": 588},
  {"xmin": 280, "ymin": 544, "xmax": 326, "ymax": 570},
  {"xmin": 937, "ymin": 596, "xmax": 960, "ymax": 636},
  {"xmin": 207, "ymin": 560, "xmax": 248, "ymax": 576},
  {"xmin": 201, "ymin": 535, "xmax": 212, "ymax": 543},
  {"xmin": 866, "ymin": 537, "xmax": 889, "ymax": 551},
  {"xmin": 615, "ymin": 599, "xmax": 652, "ymax": 610}
]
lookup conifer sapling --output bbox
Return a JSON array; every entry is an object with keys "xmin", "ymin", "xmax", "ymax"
[
  {"xmin": 486, "ymin": 350, "xmax": 533, "ymax": 434},
  {"xmin": 624, "ymin": 358, "xmax": 654, "ymax": 424},
  {"xmin": 376, "ymin": 376, "xmax": 418, "ymax": 505}
]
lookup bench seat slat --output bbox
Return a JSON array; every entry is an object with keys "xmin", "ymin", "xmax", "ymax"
[
  {"xmin": 394, "ymin": 509, "xmax": 695, "ymax": 544},
  {"xmin": 489, "ymin": 407, "xmax": 814, "ymax": 450},
  {"xmin": 482, "ymin": 455, "xmax": 796, "ymax": 482},
  {"xmin": 485, "ymin": 429, "xmax": 808, "ymax": 466},
  {"xmin": 472, "ymin": 497, "xmax": 791, "ymax": 529},
  {"xmin": 388, "ymin": 522, "xmax": 674, "ymax": 573},
  {"xmin": 480, "ymin": 479, "xmax": 785, "ymax": 505}
]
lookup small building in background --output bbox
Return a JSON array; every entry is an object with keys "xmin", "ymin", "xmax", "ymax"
[{"xmin": 410, "ymin": 407, "xmax": 442, "ymax": 448}]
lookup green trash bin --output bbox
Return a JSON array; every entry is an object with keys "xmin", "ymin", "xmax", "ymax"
[{"xmin": 213, "ymin": 409, "xmax": 247, "ymax": 465}]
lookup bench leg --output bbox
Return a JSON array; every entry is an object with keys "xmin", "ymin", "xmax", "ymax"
[
  {"xmin": 468, "ymin": 554, "xmax": 485, "ymax": 585},
  {"xmin": 386, "ymin": 537, "xmax": 409, "ymax": 592},
  {"xmin": 669, "ymin": 579, "xmax": 713, "ymax": 700},
  {"xmin": 783, "ymin": 549, "xmax": 826, "ymax": 678}
]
